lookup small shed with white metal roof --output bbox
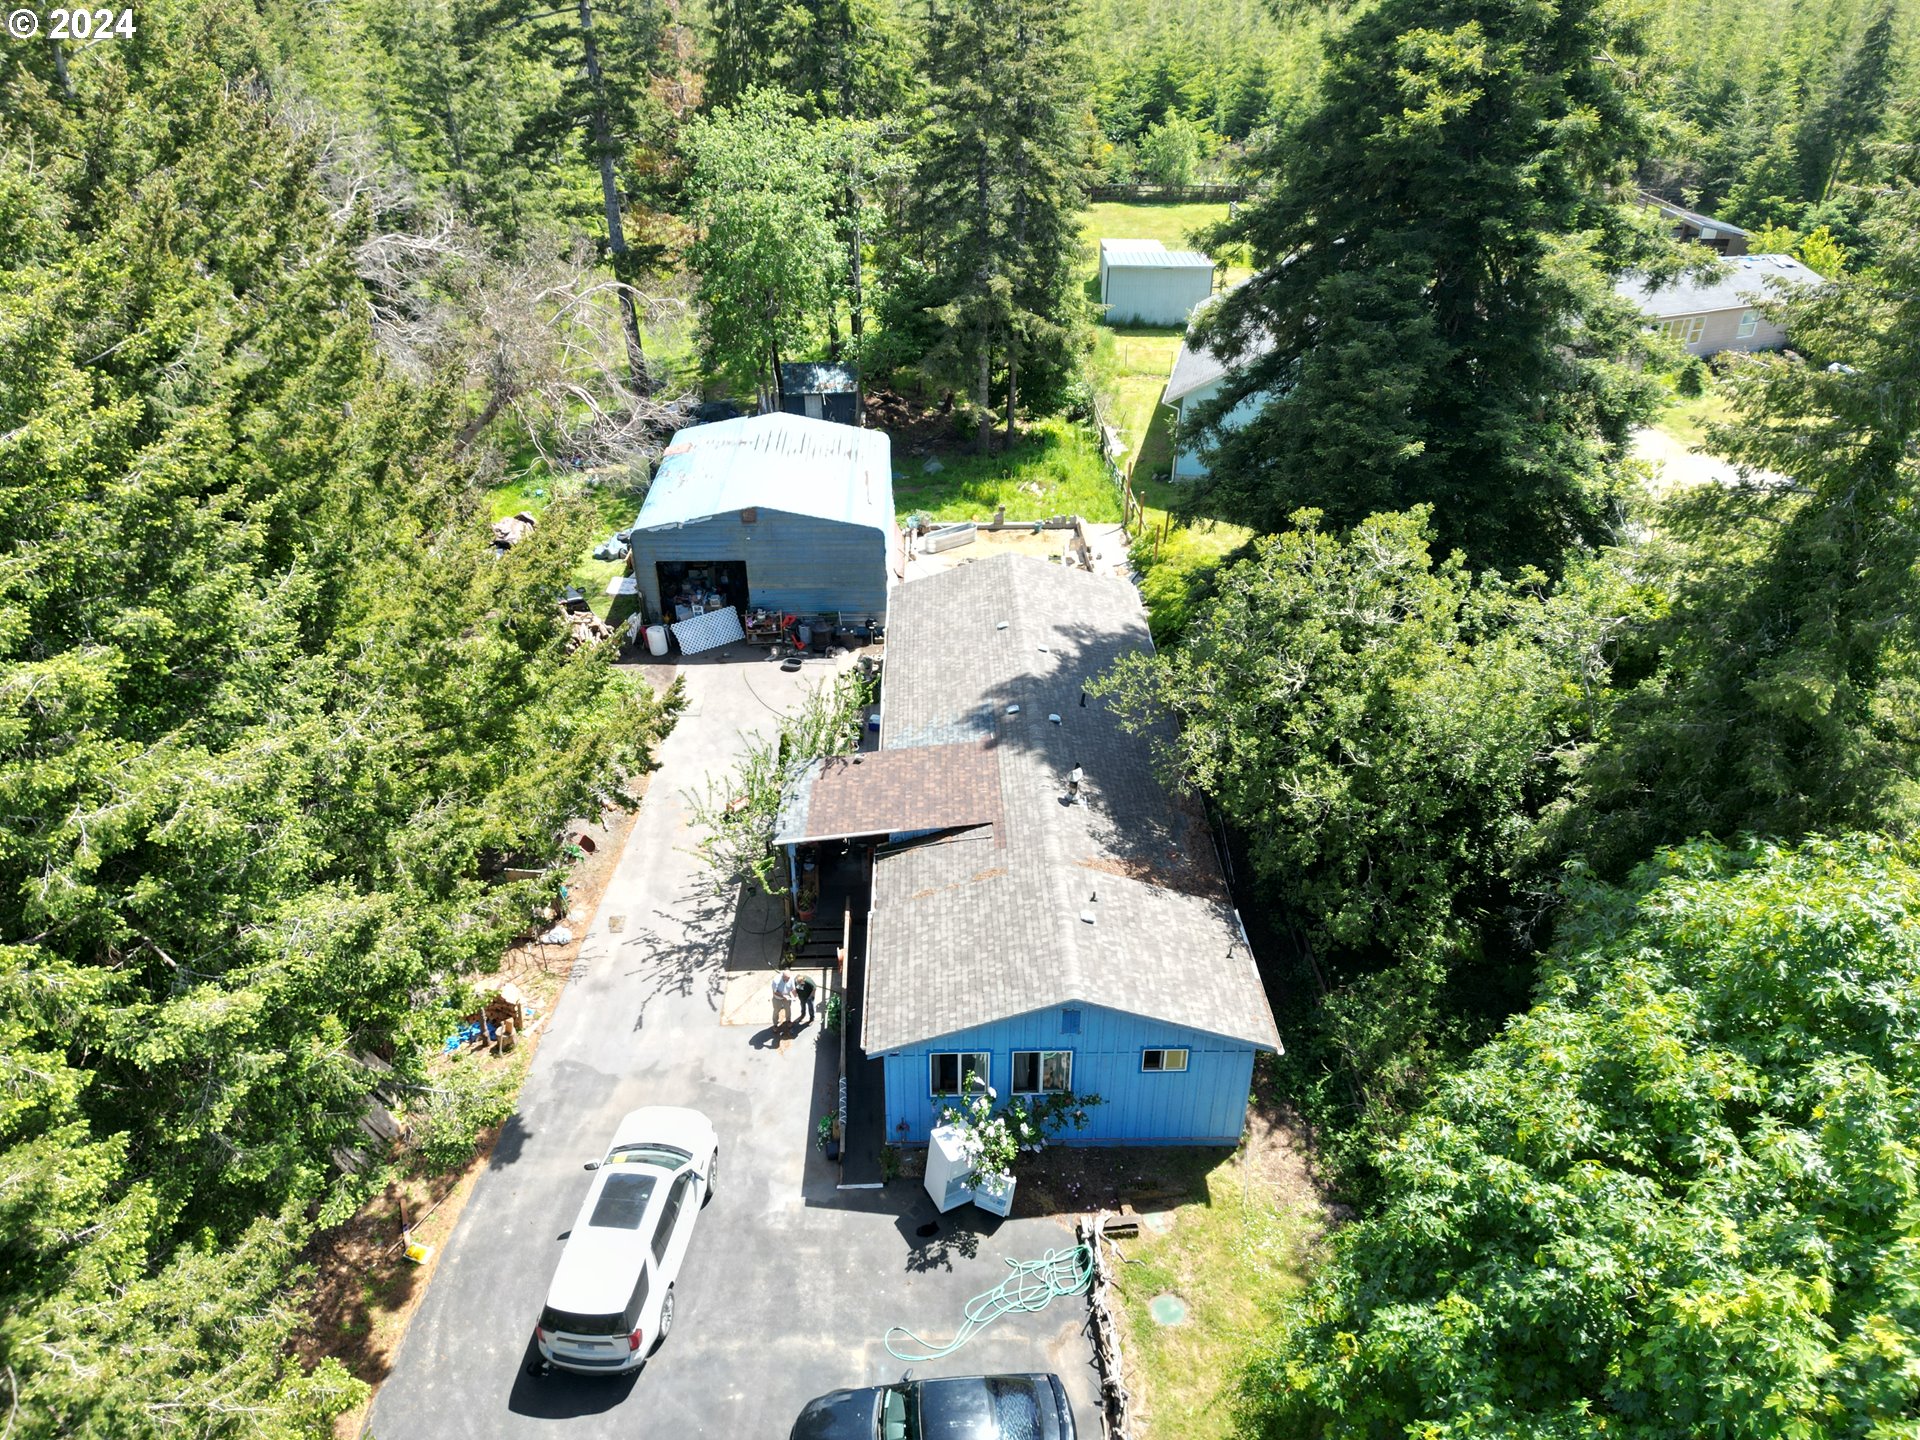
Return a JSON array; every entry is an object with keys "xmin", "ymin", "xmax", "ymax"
[{"xmin": 1098, "ymin": 239, "xmax": 1217, "ymax": 326}]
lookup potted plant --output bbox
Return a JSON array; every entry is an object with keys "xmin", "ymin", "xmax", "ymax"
[{"xmin": 815, "ymin": 1114, "xmax": 839, "ymax": 1161}]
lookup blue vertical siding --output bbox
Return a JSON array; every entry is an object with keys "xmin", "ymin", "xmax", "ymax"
[
  {"xmin": 878, "ymin": 1003, "xmax": 1260, "ymax": 1147},
  {"xmin": 630, "ymin": 508, "xmax": 891, "ymax": 622}
]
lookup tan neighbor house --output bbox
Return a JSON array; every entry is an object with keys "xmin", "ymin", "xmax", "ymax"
[{"xmin": 1615, "ymin": 253, "xmax": 1826, "ymax": 358}]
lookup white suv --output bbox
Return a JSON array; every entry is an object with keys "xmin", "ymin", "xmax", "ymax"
[{"xmin": 534, "ymin": 1106, "xmax": 719, "ymax": 1374}]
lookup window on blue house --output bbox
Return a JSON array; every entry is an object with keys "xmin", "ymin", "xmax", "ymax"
[
  {"xmin": 1060, "ymin": 1008, "xmax": 1081, "ymax": 1034},
  {"xmin": 1141, "ymin": 1048, "xmax": 1189, "ymax": 1073},
  {"xmin": 929, "ymin": 1051, "xmax": 991, "ymax": 1096},
  {"xmin": 1012, "ymin": 1051, "xmax": 1072, "ymax": 1095}
]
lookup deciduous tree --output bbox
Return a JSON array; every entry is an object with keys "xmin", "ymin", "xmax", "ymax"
[{"xmin": 1240, "ymin": 835, "xmax": 1920, "ymax": 1440}]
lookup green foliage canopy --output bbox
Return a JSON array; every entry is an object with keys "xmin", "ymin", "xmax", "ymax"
[
  {"xmin": 1191, "ymin": 0, "xmax": 1665, "ymax": 574},
  {"xmin": 0, "ymin": 5, "xmax": 672, "ymax": 1432},
  {"xmin": 680, "ymin": 91, "xmax": 845, "ymax": 395},
  {"xmin": 1240, "ymin": 835, "xmax": 1920, "ymax": 1439},
  {"xmin": 1094, "ymin": 509, "xmax": 1648, "ymax": 1172},
  {"xmin": 1572, "ymin": 180, "xmax": 1920, "ymax": 876}
]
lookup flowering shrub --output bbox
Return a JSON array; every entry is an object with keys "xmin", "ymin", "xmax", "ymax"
[{"xmin": 937, "ymin": 1079, "xmax": 1103, "ymax": 1188}]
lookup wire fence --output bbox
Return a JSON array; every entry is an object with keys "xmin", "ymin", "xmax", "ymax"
[{"xmin": 1087, "ymin": 182, "xmax": 1244, "ymax": 204}]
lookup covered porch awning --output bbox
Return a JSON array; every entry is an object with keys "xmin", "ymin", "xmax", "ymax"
[{"xmin": 774, "ymin": 740, "xmax": 1002, "ymax": 846}]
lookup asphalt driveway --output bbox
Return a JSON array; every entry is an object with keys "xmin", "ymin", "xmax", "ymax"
[{"xmin": 366, "ymin": 649, "xmax": 1101, "ymax": 1440}]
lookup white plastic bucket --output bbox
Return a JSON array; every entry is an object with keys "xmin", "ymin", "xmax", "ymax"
[{"xmin": 645, "ymin": 624, "xmax": 669, "ymax": 656}]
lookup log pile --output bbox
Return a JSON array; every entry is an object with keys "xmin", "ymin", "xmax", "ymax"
[
  {"xmin": 564, "ymin": 607, "xmax": 615, "ymax": 651},
  {"xmin": 1077, "ymin": 1213, "xmax": 1136, "ymax": 1440}
]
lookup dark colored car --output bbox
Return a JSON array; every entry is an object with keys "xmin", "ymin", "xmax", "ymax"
[{"xmin": 789, "ymin": 1372, "xmax": 1074, "ymax": 1440}]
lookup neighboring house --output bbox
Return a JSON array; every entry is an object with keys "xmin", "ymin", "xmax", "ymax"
[
  {"xmin": 777, "ymin": 555, "xmax": 1281, "ymax": 1146},
  {"xmin": 778, "ymin": 362, "xmax": 860, "ymax": 426},
  {"xmin": 627, "ymin": 413, "xmax": 901, "ymax": 625},
  {"xmin": 1098, "ymin": 239, "xmax": 1217, "ymax": 326},
  {"xmin": 1637, "ymin": 191, "xmax": 1750, "ymax": 256},
  {"xmin": 1615, "ymin": 253, "xmax": 1826, "ymax": 357},
  {"xmin": 1161, "ymin": 306, "xmax": 1276, "ymax": 482}
]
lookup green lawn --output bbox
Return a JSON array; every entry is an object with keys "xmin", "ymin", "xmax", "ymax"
[
  {"xmin": 1653, "ymin": 381, "xmax": 1734, "ymax": 448},
  {"xmin": 1093, "ymin": 328, "xmax": 1184, "ymax": 485},
  {"xmin": 1115, "ymin": 1158, "xmax": 1318, "ymax": 1440},
  {"xmin": 485, "ymin": 453, "xmax": 649, "ymax": 622},
  {"xmin": 891, "ymin": 417, "xmax": 1123, "ymax": 524}
]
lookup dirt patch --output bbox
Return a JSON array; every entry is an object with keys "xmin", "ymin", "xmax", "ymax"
[
  {"xmin": 862, "ymin": 387, "xmax": 968, "ymax": 454},
  {"xmin": 293, "ymin": 754, "xmax": 662, "ymax": 1437},
  {"xmin": 903, "ymin": 524, "xmax": 1081, "ymax": 577}
]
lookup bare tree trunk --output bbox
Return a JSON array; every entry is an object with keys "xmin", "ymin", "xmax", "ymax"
[
  {"xmin": 579, "ymin": 0, "xmax": 650, "ymax": 395},
  {"xmin": 974, "ymin": 145, "xmax": 993, "ymax": 455},
  {"xmin": 454, "ymin": 385, "xmax": 514, "ymax": 457},
  {"xmin": 1005, "ymin": 10, "xmax": 1029, "ymax": 448},
  {"xmin": 848, "ymin": 160, "xmax": 866, "ymax": 422}
]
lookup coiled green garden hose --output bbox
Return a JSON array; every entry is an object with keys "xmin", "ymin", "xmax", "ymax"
[{"xmin": 884, "ymin": 1244, "xmax": 1096, "ymax": 1362}]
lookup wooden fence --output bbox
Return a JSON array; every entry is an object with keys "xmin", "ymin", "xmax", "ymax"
[
  {"xmin": 1087, "ymin": 182, "xmax": 1243, "ymax": 204},
  {"xmin": 1078, "ymin": 1214, "xmax": 1136, "ymax": 1440},
  {"xmin": 1087, "ymin": 392, "xmax": 1144, "ymax": 538}
]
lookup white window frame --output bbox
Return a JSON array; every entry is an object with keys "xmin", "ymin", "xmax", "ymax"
[
  {"xmin": 1141, "ymin": 1048, "xmax": 1190, "ymax": 1073},
  {"xmin": 928, "ymin": 1051, "xmax": 991, "ymax": 1097},
  {"xmin": 1666, "ymin": 315, "xmax": 1707, "ymax": 345},
  {"xmin": 1011, "ymin": 1050, "xmax": 1073, "ymax": 1096},
  {"xmin": 1736, "ymin": 308, "xmax": 1759, "ymax": 339}
]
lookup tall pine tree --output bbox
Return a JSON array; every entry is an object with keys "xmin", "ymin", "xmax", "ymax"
[
  {"xmin": 1190, "ymin": 0, "xmax": 1664, "ymax": 574},
  {"xmin": 883, "ymin": 0, "xmax": 1089, "ymax": 450}
]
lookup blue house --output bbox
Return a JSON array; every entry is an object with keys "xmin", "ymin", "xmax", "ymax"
[
  {"xmin": 628, "ymin": 413, "xmax": 901, "ymax": 625},
  {"xmin": 1161, "ymin": 293, "xmax": 1277, "ymax": 483},
  {"xmin": 818, "ymin": 556, "xmax": 1280, "ymax": 1146}
]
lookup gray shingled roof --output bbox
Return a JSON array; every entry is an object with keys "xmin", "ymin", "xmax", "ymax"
[
  {"xmin": 862, "ymin": 556, "xmax": 1281, "ymax": 1054},
  {"xmin": 1163, "ymin": 295, "xmax": 1276, "ymax": 404},
  {"xmin": 1615, "ymin": 253, "xmax": 1825, "ymax": 319}
]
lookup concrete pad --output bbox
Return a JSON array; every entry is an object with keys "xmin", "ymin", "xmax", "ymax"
[
  {"xmin": 718, "ymin": 966, "xmax": 830, "ymax": 1028},
  {"xmin": 366, "ymin": 649, "xmax": 1101, "ymax": 1440}
]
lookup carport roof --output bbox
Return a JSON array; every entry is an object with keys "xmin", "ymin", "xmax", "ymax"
[
  {"xmin": 860, "ymin": 556, "xmax": 1281, "ymax": 1055},
  {"xmin": 773, "ymin": 742, "xmax": 1002, "ymax": 846},
  {"xmin": 633, "ymin": 413, "xmax": 894, "ymax": 538}
]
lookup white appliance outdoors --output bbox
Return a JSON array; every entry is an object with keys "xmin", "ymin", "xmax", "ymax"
[{"xmin": 923, "ymin": 1124, "xmax": 976, "ymax": 1213}]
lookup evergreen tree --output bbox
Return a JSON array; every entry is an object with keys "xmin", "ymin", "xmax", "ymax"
[
  {"xmin": 472, "ymin": 0, "xmax": 691, "ymax": 387},
  {"xmin": 1191, "ymin": 0, "xmax": 1666, "ymax": 574},
  {"xmin": 706, "ymin": 0, "xmax": 909, "ymax": 121},
  {"xmin": 0, "ymin": 5, "xmax": 672, "ymax": 1430},
  {"xmin": 883, "ymin": 0, "xmax": 1089, "ymax": 450},
  {"xmin": 1792, "ymin": 2, "xmax": 1899, "ymax": 204}
]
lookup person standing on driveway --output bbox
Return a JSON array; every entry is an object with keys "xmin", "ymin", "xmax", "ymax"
[
  {"xmin": 771, "ymin": 967, "xmax": 796, "ymax": 1037},
  {"xmin": 794, "ymin": 972, "xmax": 816, "ymax": 1026}
]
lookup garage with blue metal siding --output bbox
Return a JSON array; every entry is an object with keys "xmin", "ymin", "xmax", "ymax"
[{"xmin": 628, "ymin": 413, "xmax": 901, "ymax": 625}]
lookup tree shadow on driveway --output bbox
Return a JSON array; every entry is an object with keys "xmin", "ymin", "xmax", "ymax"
[
  {"xmin": 620, "ymin": 884, "xmax": 733, "ymax": 1020},
  {"xmin": 895, "ymin": 1195, "xmax": 999, "ymax": 1273},
  {"xmin": 506, "ymin": 1333, "xmax": 643, "ymax": 1419}
]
